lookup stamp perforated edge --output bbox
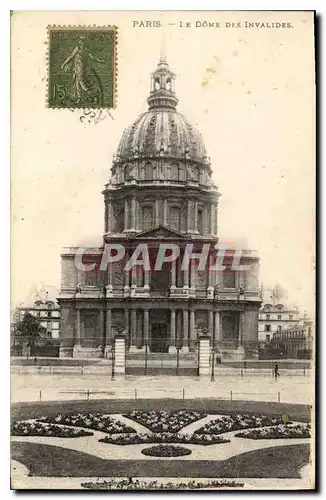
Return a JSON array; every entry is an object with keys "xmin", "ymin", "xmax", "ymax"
[{"xmin": 46, "ymin": 25, "xmax": 118, "ymax": 110}]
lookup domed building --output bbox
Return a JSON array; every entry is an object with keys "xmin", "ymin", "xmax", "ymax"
[{"xmin": 58, "ymin": 54, "xmax": 262, "ymax": 366}]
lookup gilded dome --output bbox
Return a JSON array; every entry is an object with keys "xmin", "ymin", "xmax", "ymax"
[{"xmin": 116, "ymin": 56, "xmax": 208, "ymax": 164}]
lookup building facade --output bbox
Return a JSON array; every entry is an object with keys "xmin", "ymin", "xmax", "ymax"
[
  {"xmin": 16, "ymin": 286, "xmax": 60, "ymax": 339},
  {"xmin": 59, "ymin": 55, "xmax": 262, "ymax": 360},
  {"xmin": 270, "ymin": 316, "xmax": 314, "ymax": 359},
  {"xmin": 258, "ymin": 286, "xmax": 300, "ymax": 343}
]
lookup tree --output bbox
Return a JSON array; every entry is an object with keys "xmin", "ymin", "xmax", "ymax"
[{"xmin": 14, "ymin": 312, "xmax": 41, "ymax": 338}]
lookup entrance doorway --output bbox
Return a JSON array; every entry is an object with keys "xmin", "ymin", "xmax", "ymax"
[{"xmin": 151, "ymin": 323, "xmax": 168, "ymax": 353}]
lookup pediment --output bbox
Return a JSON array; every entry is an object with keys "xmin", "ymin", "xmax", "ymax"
[{"xmin": 135, "ymin": 225, "xmax": 187, "ymax": 239}]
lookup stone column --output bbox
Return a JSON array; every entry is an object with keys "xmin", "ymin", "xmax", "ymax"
[
  {"xmin": 204, "ymin": 206, "xmax": 208, "ymax": 234},
  {"xmin": 131, "ymin": 309, "xmax": 137, "ymax": 347},
  {"xmin": 107, "ymin": 200, "xmax": 113, "ymax": 233},
  {"xmin": 208, "ymin": 310, "xmax": 214, "ymax": 336},
  {"xmin": 187, "ymin": 199, "xmax": 192, "ymax": 232},
  {"xmin": 124, "ymin": 309, "xmax": 129, "ymax": 339},
  {"xmin": 155, "ymin": 199, "xmax": 160, "ymax": 226},
  {"xmin": 144, "ymin": 309, "xmax": 149, "ymax": 348},
  {"xmin": 170, "ymin": 260, "xmax": 176, "ymax": 289},
  {"xmin": 194, "ymin": 200, "xmax": 198, "ymax": 232},
  {"xmin": 207, "ymin": 253, "xmax": 214, "ymax": 299},
  {"xmin": 215, "ymin": 204, "xmax": 218, "ymax": 236},
  {"xmin": 131, "ymin": 196, "xmax": 136, "ymax": 231},
  {"xmin": 123, "ymin": 250, "xmax": 131, "ymax": 297},
  {"xmin": 107, "ymin": 261, "xmax": 113, "ymax": 296},
  {"xmin": 209, "ymin": 204, "xmax": 214, "ymax": 234},
  {"xmin": 130, "ymin": 266, "xmax": 137, "ymax": 297},
  {"xmin": 183, "ymin": 309, "xmax": 189, "ymax": 352},
  {"xmin": 76, "ymin": 309, "xmax": 81, "ymax": 345},
  {"xmin": 106, "ymin": 308, "xmax": 112, "ymax": 345},
  {"xmin": 144, "ymin": 269, "xmax": 150, "ymax": 290},
  {"xmin": 163, "ymin": 198, "xmax": 168, "ymax": 225},
  {"xmin": 135, "ymin": 199, "xmax": 139, "ymax": 231},
  {"xmin": 169, "ymin": 309, "xmax": 176, "ymax": 353},
  {"xmin": 214, "ymin": 311, "xmax": 221, "ymax": 348},
  {"xmin": 239, "ymin": 311, "xmax": 244, "ymax": 347},
  {"xmin": 104, "ymin": 201, "xmax": 108, "ymax": 233},
  {"xmin": 189, "ymin": 309, "xmax": 196, "ymax": 351},
  {"xmin": 124, "ymin": 198, "xmax": 128, "ymax": 230},
  {"xmin": 99, "ymin": 310, "xmax": 104, "ymax": 348},
  {"xmin": 190, "ymin": 260, "xmax": 196, "ymax": 294}
]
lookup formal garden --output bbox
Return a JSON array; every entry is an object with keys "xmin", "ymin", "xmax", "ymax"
[{"xmin": 11, "ymin": 406, "xmax": 312, "ymax": 486}]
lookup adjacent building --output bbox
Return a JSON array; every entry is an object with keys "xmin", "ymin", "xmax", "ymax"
[
  {"xmin": 258, "ymin": 285, "xmax": 300, "ymax": 343},
  {"xmin": 15, "ymin": 285, "xmax": 60, "ymax": 339},
  {"xmin": 270, "ymin": 315, "xmax": 314, "ymax": 359},
  {"xmin": 58, "ymin": 54, "xmax": 262, "ymax": 360}
]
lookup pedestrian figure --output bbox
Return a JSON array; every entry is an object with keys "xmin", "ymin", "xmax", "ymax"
[{"xmin": 274, "ymin": 363, "xmax": 280, "ymax": 379}]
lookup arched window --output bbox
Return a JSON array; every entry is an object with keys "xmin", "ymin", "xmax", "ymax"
[
  {"xmin": 171, "ymin": 164, "xmax": 178, "ymax": 180},
  {"xmin": 116, "ymin": 209, "xmax": 124, "ymax": 233},
  {"xmin": 142, "ymin": 206, "xmax": 154, "ymax": 230},
  {"xmin": 197, "ymin": 209, "xmax": 203, "ymax": 234},
  {"xmin": 145, "ymin": 163, "xmax": 153, "ymax": 180},
  {"xmin": 223, "ymin": 268, "xmax": 236, "ymax": 289},
  {"xmin": 169, "ymin": 206, "xmax": 181, "ymax": 231},
  {"xmin": 140, "ymin": 165, "xmax": 145, "ymax": 180}
]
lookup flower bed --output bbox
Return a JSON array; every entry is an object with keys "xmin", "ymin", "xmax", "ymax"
[
  {"xmin": 81, "ymin": 478, "xmax": 244, "ymax": 490},
  {"xmin": 235, "ymin": 424, "xmax": 311, "ymax": 440},
  {"xmin": 11, "ymin": 420, "xmax": 93, "ymax": 438},
  {"xmin": 37, "ymin": 413, "xmax": 136, "ymax": 434},
  {"xmin": 99, "ymin": 432, "xmax": 230, "ymax": 446},
  {"xmin": 141, "ymin": 445, "xmax": 192, "ymax": 457},
  {"xmin": 124, "ymin": 410, "xmax": 206, "ymax": 433},
  {"xmin": 195, "ymin": 414, "xmax": 290, "ymax": 435}
]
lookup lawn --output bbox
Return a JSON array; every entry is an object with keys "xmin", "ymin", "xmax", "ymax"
[{"xmin": 11, "ymin": 442, "xmax": 310, "ymax": 479}]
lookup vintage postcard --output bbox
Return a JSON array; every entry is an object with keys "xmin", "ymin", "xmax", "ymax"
[{"xmin": 11, "ymin": 11, "xmax": 316, "ymax": 490}]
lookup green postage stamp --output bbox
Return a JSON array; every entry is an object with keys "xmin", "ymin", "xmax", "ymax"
[{"xmin": 48, "ymin": 26, "xmax": 117, "ymax": 109}]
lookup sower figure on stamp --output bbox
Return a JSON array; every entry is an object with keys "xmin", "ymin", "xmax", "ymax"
[{"xmin": 61, "ymin": 35, "xmax": 105, "ymax": 104}]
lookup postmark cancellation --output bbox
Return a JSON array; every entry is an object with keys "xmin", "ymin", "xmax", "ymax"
[{"xmin": 47, "ymin": 26, "xmax": 117, "ymax": 109}]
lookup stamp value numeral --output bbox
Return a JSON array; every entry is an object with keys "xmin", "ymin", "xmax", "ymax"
[{"xmin": 53, "ymin": 84, "xmax": 69, "ymax": 101}]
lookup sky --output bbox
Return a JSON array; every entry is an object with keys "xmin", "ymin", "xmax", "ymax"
[{"xmin": 11, "ymin": 11, "xmax": 315, "ymax": 314}]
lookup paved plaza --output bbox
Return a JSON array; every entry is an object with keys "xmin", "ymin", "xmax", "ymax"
[{"xmin": 11, "ymin": 369, "xmax": 314, "ymax": 405}]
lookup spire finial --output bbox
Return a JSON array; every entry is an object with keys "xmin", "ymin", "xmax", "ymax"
[{"xmin": 158, "ymin": 26, "xmax": 168, "ymax": 66}]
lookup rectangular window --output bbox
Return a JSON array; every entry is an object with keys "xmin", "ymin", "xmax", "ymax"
[
  {"xmin": 265, "ymin": 324, "xmax": 271, "ymax": 332},
  {"xmin": 223, "ymin": 269, "xmax": 236, "ymax": 289},
  {"xmin": 289, "ymin": 315, "xmax": 293, "ymax": 320},
  {"xmin": 85, "ymin": 266, "xmax": 106, "ymax": 287},
  {"xmin": 277, "ymin": 325, "xmax": 282, "ymax": 332},
  {"xmin": 266, "ymin": 314, "xmax": 270, "ymax": 320},
  {"xmin": 266, "ymin": 334, "xmax": 270, "ymax": 342},
  {"xmin": 277, "ymin": 315, "xmax": 282, "ymax": 320}
]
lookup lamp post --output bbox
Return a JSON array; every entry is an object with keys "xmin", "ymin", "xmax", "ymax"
[
  {"xmin": 111, "ymin": 341, "xmax": 115, "ymax": 381},
  {"xmin": 144, "ymin": 342, "xmax": 148, "ymax": 376},
  {"xmin": 176, "ymin": 340, "xmax": 180, "ymax": 376},
  {"xmin": 211, "ymin": 345, "xmax": 215, "ymax": 382}
]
